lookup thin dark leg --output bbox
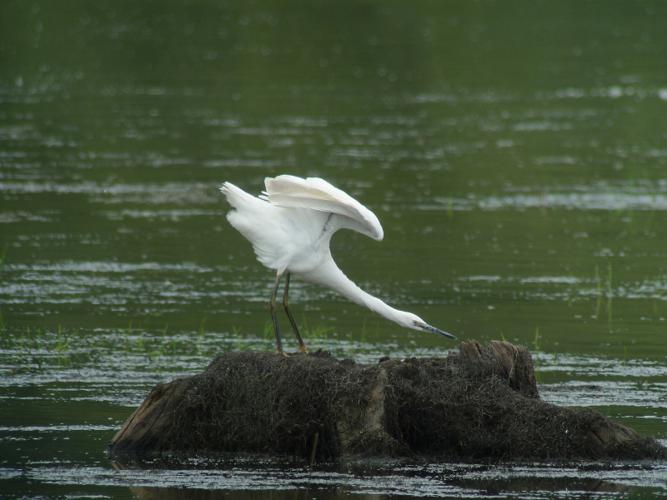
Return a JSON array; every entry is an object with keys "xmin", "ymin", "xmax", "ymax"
[
  {"xmin": 283, "ymin": 272, "xmax": 307, "ymax": 353},
  {"xmin": 270, "ymin": 272, "xmax": 284, "ymax": 354}
]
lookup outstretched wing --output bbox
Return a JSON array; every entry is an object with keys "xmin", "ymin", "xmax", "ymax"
[{"xmin": 263, "ymin": 175, "xmax": 384, "ymax": 241}]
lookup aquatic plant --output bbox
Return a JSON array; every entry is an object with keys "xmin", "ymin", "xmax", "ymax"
[
  {"xmin": 607, "ymin": 260, "xmax": 613, "ymax": 332},
  {"xmin": 593, "ymin": 261, "xmax": 614, "ymax": 331},
  {"xmin": 299, "ymin": 315, "xmax": 334, "ymax": 340},
  {"xmin": 532, "ymin": 326, "xmax": 541, "ymax": 351},
  {"xmin": 594, "ymin": 264, "xmax": 602, "ymax": 318}
]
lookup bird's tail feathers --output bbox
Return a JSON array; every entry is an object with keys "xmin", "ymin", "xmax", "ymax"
[{"xmin": 219, "ymin": 182, "xmax": 260, "ymax": 209}]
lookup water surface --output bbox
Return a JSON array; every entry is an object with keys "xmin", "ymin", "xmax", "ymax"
[{"xmin": 1, "ymin": 0, "xmax": 667, "ymax": 497}]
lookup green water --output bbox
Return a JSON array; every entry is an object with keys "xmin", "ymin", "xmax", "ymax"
[{"xmin": 1, "ymin": 1, "xmax": 667, "ymax": 497}]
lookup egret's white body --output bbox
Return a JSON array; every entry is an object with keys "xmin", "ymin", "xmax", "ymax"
[{"xmin": 221, "ymin": 175, "xmax": 455, "ymax": 352}]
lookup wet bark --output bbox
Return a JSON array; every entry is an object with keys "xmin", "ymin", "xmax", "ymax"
[{"xmin": 109, "ymin": 341, "xmax": 666, "ymax": 461}]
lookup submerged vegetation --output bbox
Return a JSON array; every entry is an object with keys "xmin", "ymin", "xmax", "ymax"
[
  {"xmin": 0, "ymin": 245, "xmax": 7, "ymax": 268},
  {"xmin": 592, "ymin": 260, "xmax": 615, "ymax": 332},
  {"xmin": 1, "ymin": 323, "xmax": 216, "ymax": 371},
  {"xmin": 0, "ymin": 320, "xmax": 411, "ymax": 374}
]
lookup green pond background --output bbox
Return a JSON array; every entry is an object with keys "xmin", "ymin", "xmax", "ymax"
[{"xmin": 1, "ymin": 1, "xmax": 667, "ymax": 498}]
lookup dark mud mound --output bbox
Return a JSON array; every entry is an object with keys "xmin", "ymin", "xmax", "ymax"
[{"xmin": 109, "ymin": 341, "xmax": 666, "ymax": 461}]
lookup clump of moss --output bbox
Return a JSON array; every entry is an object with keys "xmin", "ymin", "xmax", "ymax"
[{"xmin": 110, "ymin": 341, "xmax": 666, "ymax": 462}]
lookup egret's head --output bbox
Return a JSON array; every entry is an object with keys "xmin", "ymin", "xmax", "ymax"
[{"xmin": 401, "ymin": 312, "xmax": 457, "ymax": 340}]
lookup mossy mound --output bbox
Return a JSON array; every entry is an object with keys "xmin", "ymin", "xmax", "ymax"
[{"xmin": 109, "ymin": 341, "xmax": 666, "ymax": 461}]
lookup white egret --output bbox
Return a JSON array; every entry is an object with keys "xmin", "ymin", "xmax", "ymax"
[{"xmin": 220, "ymin": 175, "xmax": 456, "ymax": 353}]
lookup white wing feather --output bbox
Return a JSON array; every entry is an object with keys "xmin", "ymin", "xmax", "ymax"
[
  {"xmin": 220, "ymin": 181, "xmax": 292, "ymax": 271},
  {"xmin": 264, "ymin": 175, "xmax": 384, "ymax": 240}
]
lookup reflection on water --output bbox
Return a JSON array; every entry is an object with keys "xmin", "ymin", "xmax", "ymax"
[
  {"xmin": 2, "ymin": 456, "xmax": 666, "ymax": 499},
  {"xmin": 2, "ymin": 0, "xmax": 667, "ymax": 497}
]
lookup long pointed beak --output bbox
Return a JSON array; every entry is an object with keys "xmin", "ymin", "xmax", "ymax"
[{"xmin": 419, "ymin": 322, "xmax": 457, "ymax": 340}]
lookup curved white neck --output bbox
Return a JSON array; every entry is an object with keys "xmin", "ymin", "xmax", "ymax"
[{"xmin": 301, "ymin": 258, "xmax": 409, "ymax": 327}]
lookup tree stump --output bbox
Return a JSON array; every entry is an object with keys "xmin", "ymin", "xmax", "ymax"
[{"xmin": 109, "ymin": 341, "xmax": 666, "ymax": 461}]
